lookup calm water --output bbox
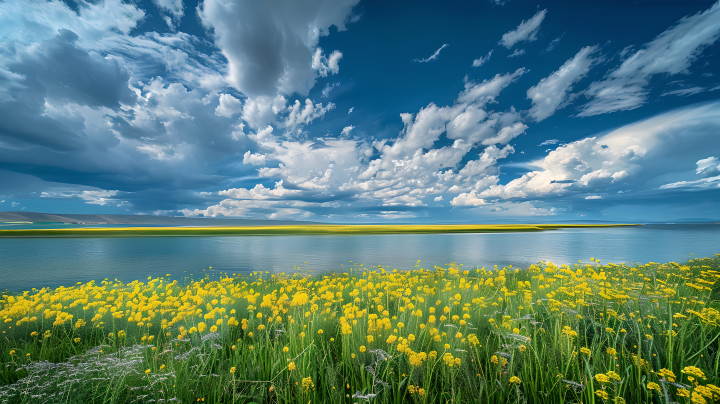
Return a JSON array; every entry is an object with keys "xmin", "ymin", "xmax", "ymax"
[{"xmin": 1, "ymin": 224, "xmax": 718, "ymax": 292}]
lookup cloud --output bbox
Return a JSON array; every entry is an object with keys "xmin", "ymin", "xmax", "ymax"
[
  {"xmin": 696, "ymin": 156, "xmax": 720, "ymax": 177},
  {"xmin": 198, "ymin": 0, "xmax": 359, "ymax": 97},
  {"xmin": 472, "ymin": 50, "xmax": 493, "ymax": 67},
  {"xmin": 152, "ymin": 0, "xmax": 184, "ymax": 28},
  {"xmin": 507, "ymin": 49, "xmax": 525, "ymax": 58},
  {"xmin": 538, "ymin": 139, "xmax": 560, "ymax": 146},
  {"xmin": 499, "ymin": 9, "xmax": 547, "ymax": 49},
  {"xmin": 312, "ymin": 48, "xmax": 343, "ymax": 77},
  {"xmin": 527, "ymin": 45, "xmax": 598, "ymax": 121},
  {"xmin": 243, "ymin": 151, "xmax": 267, "ymax": 166},
  {"xmin": 545, "ymin": 33, "xmax": 564, "ymax": 52},
  {"xmin": 348, "ymin": 107, "xmax": 354, "ymax": 114},
  {"xmin": 457, "ymin": 68, "xmax": 526, "ymax": 104},
  {"xmin": 579, "ymin": 1, "xmax": 720, "ymax": 116},
  {"xmin": 41, "ymin": 189, "xmax": 127, "ymax": 206},
  {"xmin": 477, "ymin": 101, "xmax": 720, "ymax": 201},
  {"xmin": 283, "ymin": 99, "xmax": 335, "ymax": 129},
  {"xmin": 215, "ymin": 93, "xmax": 243, "ymax": 117},
  {"xmin": 450, "ymin": 190, "xmax": 486, "ymax": 206},
  {"xmin": 414, "ymin": 44, "xmax": 449, "ymax": 63},
  {"xmin": 660, "ymin": 87, "xmax": 706, "ymax": 97},
  {"xmin": 585, "ymin": 195, "xmax": 602, "ymax": 199},
  {"xmin": 341, "ymin": 125, "xmax": 355, "ymax": 136},
  {"xmin": 321, "ymin": 82, "xmax": 340, "ymax": 98}
]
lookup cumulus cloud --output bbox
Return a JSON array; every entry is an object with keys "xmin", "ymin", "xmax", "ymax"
[
  {"xmin": 198, "ymin": 0, "xmax": 359, "ymax": 97},
  {"xmin": 527, "ymin": 45, "xmax": 598, "ymax": 121},
  {"xmin": 472, "ymin": 50, "xmax": 493, "ymax": 67},
  {"xmin": 341, "ymin": 125, "xmax": 355, "ymax": 136},
  {"xmin": 451, "ymin": 191, "xmax": 486, "ymax": 206},
  {"xmin": 477, "ymin": 101, "xmax": 720, "ymax": 201},
  {"xmin": 312, "ymin": 48, "xmax": 343, "ymax": 77},
  {"xmin": 499, "ymin": 9, "xmax": 547, "ymax": 49},
  {"xmin": 215, "ymin": 93, "xmax": 243, "ymax": 117},
  {"xmin": 414, "ymin": 44, "xmax": 449, "ymax": 63},
  {"xmin": 579, "ymin": 1, "xmax": 720, "ymax": 116}
]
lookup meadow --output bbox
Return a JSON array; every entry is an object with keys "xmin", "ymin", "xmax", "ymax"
[
  {"xmin": 0, "ymin": 254, "xmax": 719, "ymax": 404},
  {"xmin": 0, "ymin": 224, "xmax": 634, "ymax": 237}
]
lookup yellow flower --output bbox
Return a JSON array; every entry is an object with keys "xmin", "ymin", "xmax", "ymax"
[
  {"xmin": 230, "ymin": 367, "xmax": 236, "ymax": 374},
  {"xmin": 301, "ymin": 377, "xmax": 314, "ymax": 392},
  {"xmin": 595, "ymin": 374, "xmax": 611, "ymax": 383},
  {"xmin": 647, "ymin": 382, "xmax": 660, "ymax": 391},
  {"xmin": 359, "ymin": 345, "xmax": 366, "ymax": 353},
  {"xmin": 595, "ymin": 390, "xmax": 609, "ymax": 400},
  {"xmin": 74, "ymin": 338, "xmax": 81, "ymax": 343},
  {"xmin": 580, "ymin": 347, "xmax": 591, "ymax": 355},
  {"xmin": 145, "ymin": 369, "xmax": 151, "ymax": 374},
  {"xmin": 288, "ymin": 362, "xmax": 296, "ymax": 371},
  {"xmin": 318, "ymin": 329, "xmax": 323, "ymax": 334},
  {"xmin": 606, "ymin": 347, "xmax": 617, "ymax": 356},
  {"xmin": 283, "ymin": 346, "xmax": 289, "ymax": 353},
  {"xmin": 509, "ymin": 376, "xmax": 521, "ymax": 384}
]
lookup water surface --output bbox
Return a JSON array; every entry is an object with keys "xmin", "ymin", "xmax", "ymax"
[{"xmin": 1, "ymin": 224, "xmax": 718, "ymax": 292}]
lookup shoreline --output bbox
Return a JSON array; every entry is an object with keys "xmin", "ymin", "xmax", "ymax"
[{"xmin": 0, "ymin": 223, "xmax": 639, "ymax": 237}]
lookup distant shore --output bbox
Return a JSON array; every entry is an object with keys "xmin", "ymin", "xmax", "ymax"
[{"xmin": 0, "ymin": 223, "xmax": 639, "ymax": 237}]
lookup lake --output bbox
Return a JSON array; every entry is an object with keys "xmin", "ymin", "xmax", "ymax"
[{"xmin": 1, "ymin": 223, "xmax": 718, "ymax": 292}]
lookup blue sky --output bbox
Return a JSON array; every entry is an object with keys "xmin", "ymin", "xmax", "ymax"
[{"xmin": 1, "ymin": 0, "xmax": 720, "ymax": 222}]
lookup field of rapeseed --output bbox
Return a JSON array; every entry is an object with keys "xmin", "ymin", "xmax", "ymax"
[{"xmin": 1, "ymin": 255, "xmax": 719, "ymax": 404}]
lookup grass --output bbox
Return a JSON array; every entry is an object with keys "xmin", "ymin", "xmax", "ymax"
[
  {"xmin": 0, "ymin": 223, "xmax": 637, "ymax": 238},
  {"xmin": 0, "ymin": 254, "xmax": 719, "ymax": 404}
]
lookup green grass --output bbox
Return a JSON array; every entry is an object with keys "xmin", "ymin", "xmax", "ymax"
[
  {"xmin": 0, "ymin": 223, "xmax": 638, "ymax": 237},
  {"xmin": 1, "ymin": 254, "xmax": 717, "ymax": 403}
]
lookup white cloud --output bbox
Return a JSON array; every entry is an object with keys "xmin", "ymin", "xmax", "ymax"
[
  {"xmin": 434, "ymin": 195, "xmax": 443, "ymax": 201},
  {"xmin": 198, "ymin": 0, "xmax": 359, "ymax": 97},
  {"xmin": 659, "ymin": 176, "xmax": 720, "ymax": 190},
  {"xmin": 283, "ymin": 99, "xmax": 335, "ymax": 128},
  {"xmin": 243, "ymin": 150, "xmax": 267, "ymax": 166},
  {"xmin": 585, "ymin": 195, "xmax": 602, "ymax": 199},
  {"xmin": 457, "ymin": 68, "xmax": 526, "ymax": 105},
  {"xmin": 472, "ymin": 50, "xmax": 493, "ymax": 67},
  {"xmin": 41, "ymin": 189, "xmax": 125, "ymax": 206},
  {"xmin": 477, "ymin": 101, "xmax": 720, "ymax": 200},
  {"xmin": 341, "ymin": 125, "xmax": 355, "ymax": 136},
  {"xmin": 321, "ymin": 82, "xmax": 340, "ymax": 98},
  {"xmin": 348, "ymin": 107, "xmax": 354, "ymax": 114},
  {"xmin": 660, "ymin": 87, "xmax": 706, "ymax": 97},
  {"xmin": 580, "ymin": 1, "xmax": 720, "ymax": 116},
  {"xmin": 312, "ymin": 48, "xmax": 343, "ymax": 77},
  {"xmin": 507, "ymin": 49, "xmax": 525, "ymax": 58},
  {"xmin": 499, "ymin": 9, "xmax": 547, "ymax": 49},
  {"xmin": 215, "ymin": 93, "xmax": 243, "ymax": 117},
  {"xmin": 414, "ymin": 44, "xmax": 449, "ymax": 63},
  {"xmin": 545, "ymin": 33, "xmax": 564, "ymax": 52},
  {"xmin": 696, "ymin": 156, "xmax": 720, "ymax": 177},
  {"xmin": 152, "ymin": 0, "xmax": 183, "ymax": 28},
  {"xmin": 538, "ymin": 139, "xmax": 560, "ymax": 146},
  {"xmin": 450, "ymin": 191, "xmax": 486, "ymax": 206},
  {"xmin": 219, "ymin": 181, "xmax": 300, "ymax": 199},
  {"xmin": 527, "ymin": 45, "xmax": 598, "ymax": 121}
]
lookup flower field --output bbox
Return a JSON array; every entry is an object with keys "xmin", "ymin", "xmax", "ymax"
[{"xmin": 1, "ymin": 255, "xmax": 719, "ymax": 404}]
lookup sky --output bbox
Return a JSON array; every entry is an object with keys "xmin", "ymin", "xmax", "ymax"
[{"xmin": 1, "ymin": 0, "xmax": 720, "ymax": 223}]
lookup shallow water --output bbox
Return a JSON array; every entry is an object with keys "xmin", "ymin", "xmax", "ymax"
[{"xmin": 1, "ymin": 223, "xmax": 718, "ymax": 292}]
